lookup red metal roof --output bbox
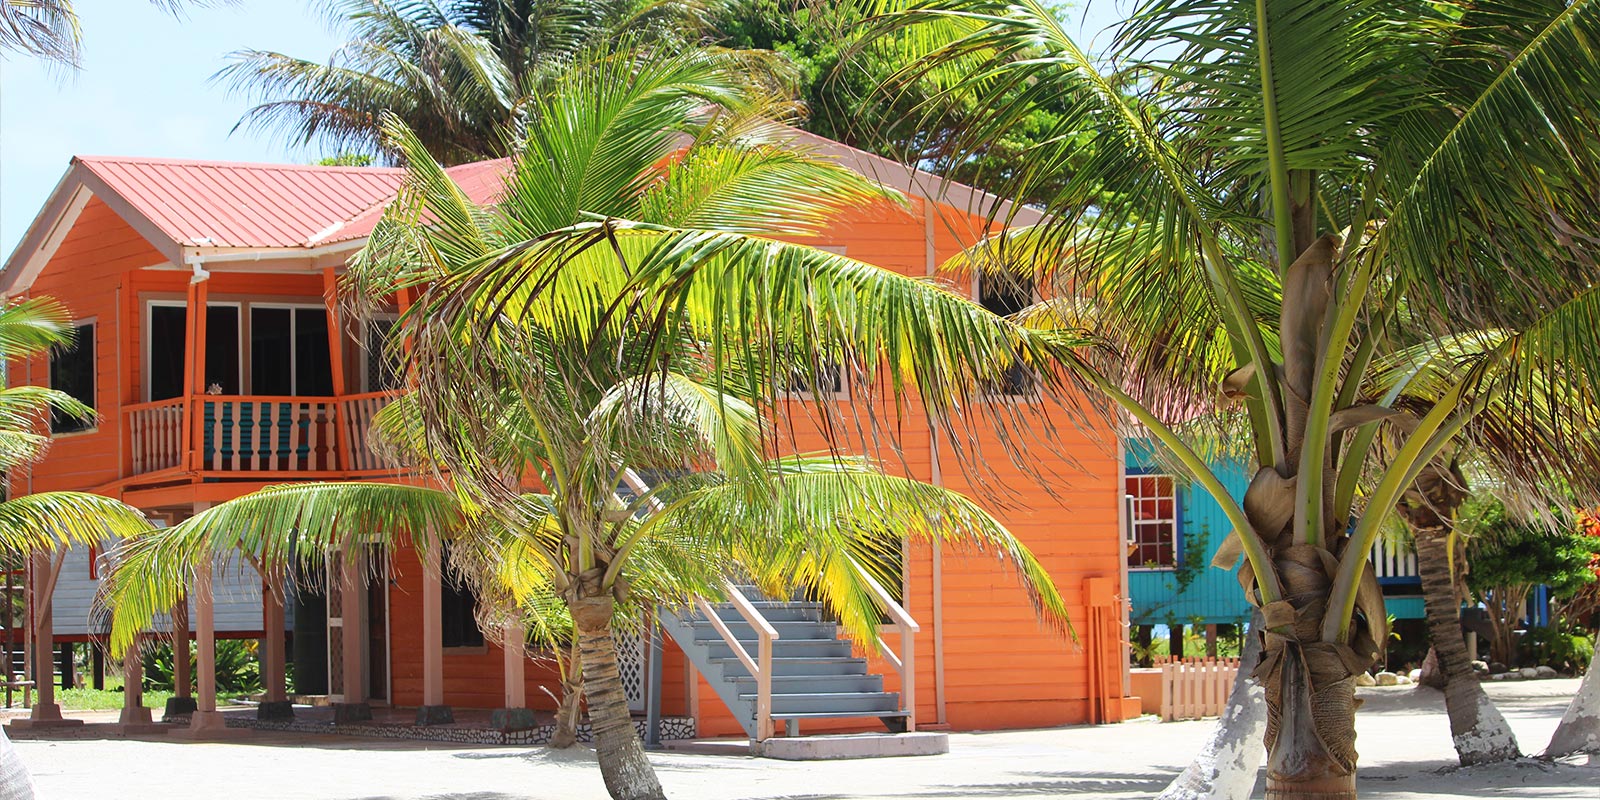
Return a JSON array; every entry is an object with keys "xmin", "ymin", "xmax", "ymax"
[
  {"xmin": 320, "ymin": 158, "xmax": 511, "ymax": 245},
  {"xmin": 74, "ymin": 156, "xmax": 411, "ymax": 249}
]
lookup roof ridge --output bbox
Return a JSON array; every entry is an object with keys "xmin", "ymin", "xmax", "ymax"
[{"xmin": 73, "ymin": 154, "xmax": 407, "ymax": 174}]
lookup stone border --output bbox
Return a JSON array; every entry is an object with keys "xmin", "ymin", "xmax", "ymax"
[{"xmin": 214, "ymin": 714, "xmax": 697, "ymax": 746}]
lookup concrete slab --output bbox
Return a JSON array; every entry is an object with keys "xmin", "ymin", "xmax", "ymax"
[{"xmin": 754, "ymin": 731, "xmax": 949, "ymax": 760}]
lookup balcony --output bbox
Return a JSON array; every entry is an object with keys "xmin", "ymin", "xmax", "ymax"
[{"xmin": 123, "ymin": 391, "xmax": 399, "ymax": 478}]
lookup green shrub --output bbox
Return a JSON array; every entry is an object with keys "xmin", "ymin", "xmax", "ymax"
[
  {"xmin": 143, "ymin": 639, "xmax": 263, "ymax": 694},
  {"xmin": 1519, "ymin": 621, "xmax": 1595, "ymax": 673}
]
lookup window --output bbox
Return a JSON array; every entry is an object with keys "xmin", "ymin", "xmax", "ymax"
[
  {"xmin": 49, "ymin": 322, "xmax": 95, "ymax": 432},
  {"xmin": 1125, "ymin": 472, "xmax": 1179, "ymax": 569},
  {"xmin": 251, "ymin": 306, "xmax": 333, "ymax": 396},
  {"xmin": 977, "ymin": 272, "xmax": 1036, "ymax": 395},
  {"xmin": 440, "ymin": 563, "xmax": 484, "ymax": 649},
  {"xmin": 784, "ymin": 361, "xmax": 848, "ymax": 399},
  {"xmin": 363, "ymin": 317, "xmax": 402, "ymax": 392}
]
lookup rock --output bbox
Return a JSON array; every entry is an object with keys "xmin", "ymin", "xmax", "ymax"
[
  {"xmin": 1408, "ymin": 668, "xmax": 1423, "ymax": 682},
  {"xmin": 1489, "ymin": 662, "xmax": 1509, "ymax": 675},
  {"xmin": 1472, "ymin": 660, "xmax": 1489, "ymax": 673},
  {"xmin": 1536, "ymin": 665, "xmax": 1558, "ymax": 679},
  {"xmin": 1396, "ymin": 675, "xmax": 1413, "ymax": 685},
  {"xmin": 1375, "ymin": 671, "xmax": 1399, "ymax": 686},
  {"xmin": 1519, "ymin": 667, "xmax": 1540, "ymax": 680},
  {"xmin": 1489, "ymin": 672, "xmax": 1507, "ymax": 681},
  {"xmin": 1356, "ymin": 672, "xmax": 1377, "ymax": 687}
]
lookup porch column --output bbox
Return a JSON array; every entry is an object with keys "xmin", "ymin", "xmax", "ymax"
[
  {"xmin": 183, "ymin": 273, "xmax": 210, "ymax": 471},
  {"xmin": 116, "ymin": 635, "xmax": 154, "ymax": 730},
  {"xmin": 186, "ymin": 555, "xmax": 225, "ymax": 733},
  {"xmin": 333, "ymin": 545, "xmax": 371, "ymax": 723},
  {"xmin": 258, "ymin": 577, "xmax": 293, "ymax": 720},
  {"xmin": 19, "ymin": 550, "xmax": 76, "ymax": 727},
  {"xmin": 1204, "ymin": 624, "xmax": 1219, "ymax": 659},
  {"xmin": 163, "ymin": 596, "xmax": 196, "ymax": 719},
  {"xmin": 491, "ymin": 617, "xmax": 534, "ymax": 732},
  {"xmin": 323, "ymin": 267, "xmax": 353, "ymax": 471},
  {"xmin": 415, "ymin": 538, "xmax": 451, "ymax": 725}
]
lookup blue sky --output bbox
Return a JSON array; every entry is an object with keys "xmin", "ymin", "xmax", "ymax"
[{"xmin": 0, "ymin": 0, "xmax": 1125, "ymax": 258}]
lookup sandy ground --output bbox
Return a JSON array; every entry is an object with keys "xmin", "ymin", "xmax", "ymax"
[{"xmin": 9, "ymin": 679, "xmax": 1598, "ymax": 800}]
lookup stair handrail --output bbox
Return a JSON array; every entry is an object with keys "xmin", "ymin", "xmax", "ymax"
[
  {"xmin": 618, "ymin": 470, "xmax": 783, "ymax": 740},
  {"xmin": 696, "ymin": 581, "xmax": 780, "ymax": 740},
  {"xmin": 850, "ymin": 557, "xmax": 919, "ymax": 732}
]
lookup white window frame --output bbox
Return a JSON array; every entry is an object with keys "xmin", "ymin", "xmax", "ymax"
[
  {"xmin": 142, "ymin": 299, "xmax": 244, "ymax": 402},
  {"xmin": 1125, "ymin": 472, "xmax": 1180, "ymax": 572}
]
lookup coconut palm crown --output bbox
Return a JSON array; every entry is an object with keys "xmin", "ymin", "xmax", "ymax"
[{"xmin": 820, "ymin": 1, "xmax": 1600, "ymax": 797}]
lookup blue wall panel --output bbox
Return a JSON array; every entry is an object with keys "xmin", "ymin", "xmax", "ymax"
[{"xmin": 1126, "ymin": 442, "xmax": 1255, "ymax": 626}]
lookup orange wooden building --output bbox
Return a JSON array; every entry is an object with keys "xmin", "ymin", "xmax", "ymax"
[{"xmin": 1, "ymin": 131, "xmax": 1139, "ymax": 740}]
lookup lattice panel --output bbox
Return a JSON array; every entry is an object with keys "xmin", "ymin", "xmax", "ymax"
[{"xmin": 616, "ymin": 631, "xmax": 646, "ymax": 713}]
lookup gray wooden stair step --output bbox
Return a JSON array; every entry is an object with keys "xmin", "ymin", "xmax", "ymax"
[
  {"xmin": 727, "ymin": 674, "xmax": 883, "ymax": 693},
  {"xmin": 710, "ymin": 656, "xmax": 869, "ymax": 677},
  {"xmin": 768, "ymin": 709, "xmax": 913, "ymax": 720},
  {"xmin": 737, "ymin": 691, "xmax": 902, "ymax": 714}
]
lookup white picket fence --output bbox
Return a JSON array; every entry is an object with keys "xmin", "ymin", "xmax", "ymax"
[{"xmin": 1159, "ymin": 659, "xmax": 1240, "ymax": 721}]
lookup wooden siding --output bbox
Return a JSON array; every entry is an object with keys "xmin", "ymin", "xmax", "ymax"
[
  {"xmin": 1125, "ymin": 442, "xmax": 1255, "ymax": 627},
  {"xmin": 49, "ymin": 544, "xmax": 268, "ymax": 638}
]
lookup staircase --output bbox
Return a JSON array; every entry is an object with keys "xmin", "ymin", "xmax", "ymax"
[{"xmin": 661, "ymin": 586, "xmax": 912, "ymax": 741}]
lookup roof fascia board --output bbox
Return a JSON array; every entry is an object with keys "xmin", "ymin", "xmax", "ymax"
[
  {"xmin": 0, "ymin": 170, "xmax": 94, "ymax": 298},
  {"xmin": 74, "ymin": 168, "xmax": 186, "ymax": 266}
]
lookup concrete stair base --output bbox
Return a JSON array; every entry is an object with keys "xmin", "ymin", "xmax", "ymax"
[{"xmin": 753, "ymin": 731, "xmax": 949, "ymax": 760}]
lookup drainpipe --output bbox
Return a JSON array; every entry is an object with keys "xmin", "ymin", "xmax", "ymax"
[{"xmin": 923, "ymin": 196, "xmax": 948, "ymax": 727}]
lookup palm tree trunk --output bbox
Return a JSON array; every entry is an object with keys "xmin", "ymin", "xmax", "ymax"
[
  {"xmin": 1158, "ymin": 611, "xmax": 1266, "ymax": 800},
  {"xmin": 549, "ymin": 640, "xmax": 583, "ymax": 749},
  {"xmin": 0, "ymin": 726, "xmax": 36, "ymax": 800},
  {"xmin": 1413, "ymin": 525, "xmax": 1521, "ymax": 764},
  {"xmin": 570, "ymin": 594, "xmax": 665, "ymax": 800},
  {"xmin": 1545, "ymin": 655, "xmax": 1600, "ymax": 757}
]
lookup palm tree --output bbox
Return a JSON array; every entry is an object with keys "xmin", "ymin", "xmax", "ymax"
[
  {"xmin": 0, "ymin": 297, "xmax": 153, "ymax": 797},
  {"xmin": 630, "ymin": 1, "xmax": 1600, "ymax": 797},
  {"xmin": 1373, "ymin": 329, "xmax": 1600, "ymax": 765},
  {"xmin": 215, "ymin": 0, "xmax": 749, "ymax": 164},
  {"xmin": 0, "ymin": 0, "xmax": 219, "ymax": 68}
]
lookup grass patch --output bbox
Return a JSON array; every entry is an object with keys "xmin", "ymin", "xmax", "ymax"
[{"xmin": 58, "ymin": 688, "xmax": 176, "ymax": 711}]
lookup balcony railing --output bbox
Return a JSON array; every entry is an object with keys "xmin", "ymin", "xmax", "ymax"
[
  {"xmin": 123, "ymin": 393, "xmax": 400, "ymax": 478},
  {"xmin": 1369, "ymin": 538, "xmax": 1419, "ymax": 581}
]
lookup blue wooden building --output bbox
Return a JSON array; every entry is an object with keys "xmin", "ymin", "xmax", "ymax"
[{"xmin": 1124, "ymin": 442, "xmax": 1425, "ymax": 657}]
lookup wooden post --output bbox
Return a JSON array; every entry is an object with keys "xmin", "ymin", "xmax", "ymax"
[
  {"xmin": 172, "ymin": 599, "xmax": 191, "ymax": 698},
  {"xmin": 27, "ymin": 551, "xmax": 62, "ymax": 722},
  {"xmin": 184, "ymin": 276, "xmax": 209, "ymax": 471},
  {"xmin": 188, "ymin": 553, "xmax": 225, "ymax": 732},
  {"xmin": 1169, "ymin": 623, "xmax": 1185, "ymax": 660},
  {"xmin": 263, "ymin": 583, "xmax": 287, "ymax": 703},
  {"xmin": 339, "ymin": 544, "xmax": 364, "ymax": 707},
  {"xmin": 324, "ymin": 267, "xmax": 353, "ymax": 471},
  {"xmin": 415, "ymin": 538, "xmax": 451, "ymax": 725},
  {"xmin": 90, "ymin": 644, "xmax": 104, "ymax": 690},
  {"xmin": 503, "ymin": 618, "xmax": 526, "ymax": 709},
  {"xmin": 117, "ymin": 635, "xmax": 152, "ymax": 727},
  {"xmin": 1205, "ymin": 624, "xmax": 1219, "ymax": 659}
]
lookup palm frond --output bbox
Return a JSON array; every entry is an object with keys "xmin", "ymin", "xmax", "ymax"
[
  {"xmin": 0, "ymin": 491, "xmax": 149, "ymax": 554},
  {"xmin": 99, "ymin": 481, "xmax": 461, "ymax": 654}
]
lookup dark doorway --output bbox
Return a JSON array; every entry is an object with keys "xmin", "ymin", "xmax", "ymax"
[
  {"xmin": 148, "ymin": 304, "xmax": 240, "ymax": 400},
  {"xmin": 290, "ymin": 575, "xmax": 329, "ymax": 695}
]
